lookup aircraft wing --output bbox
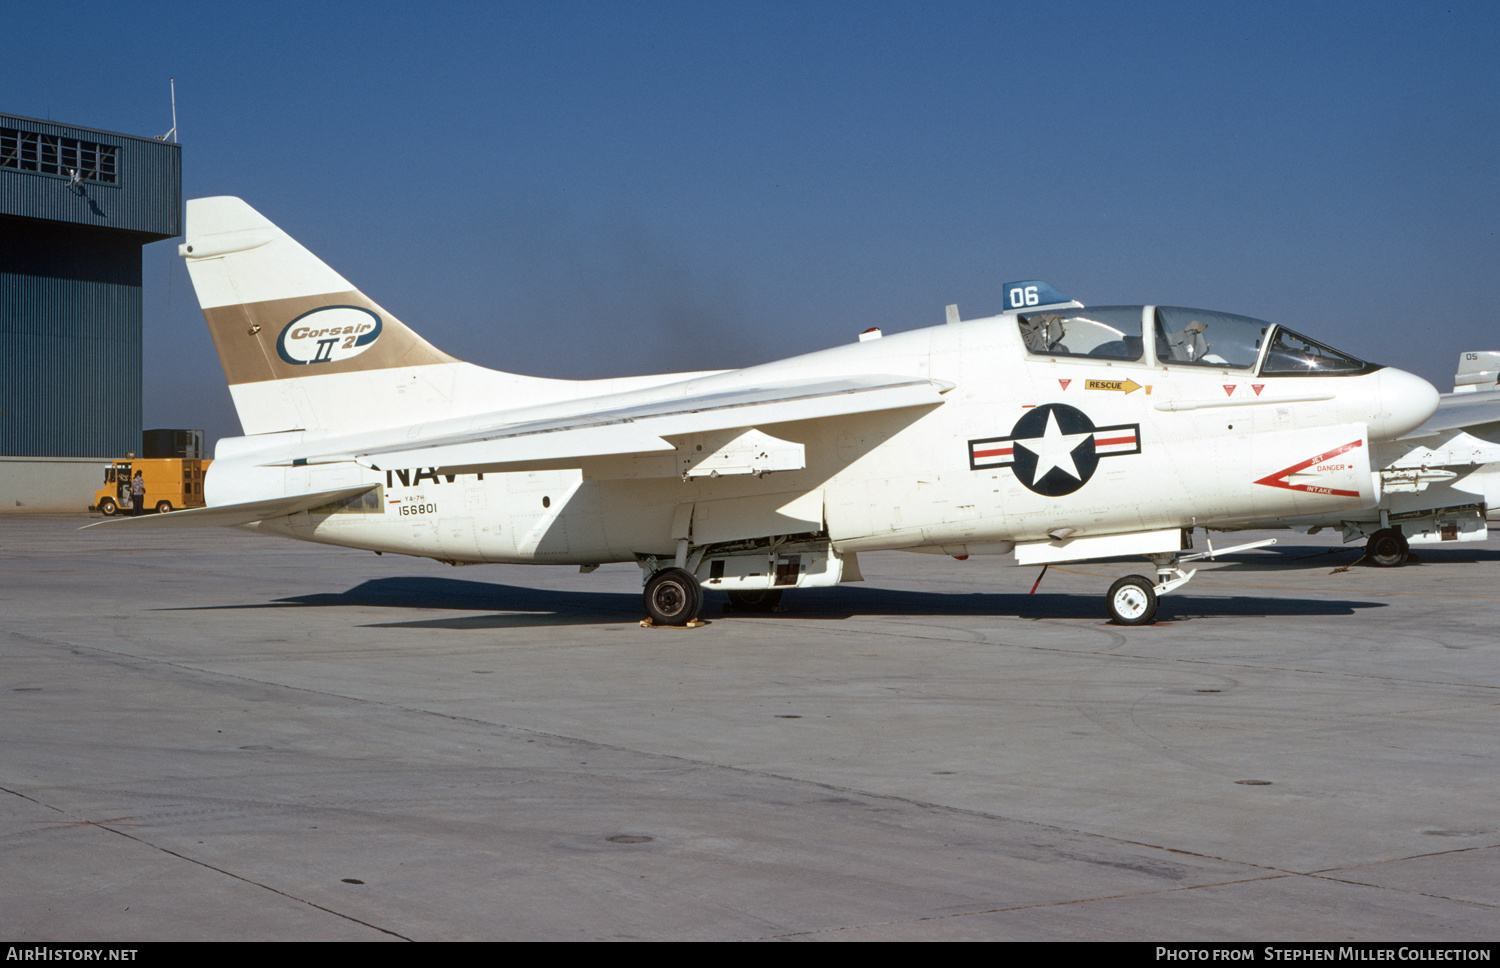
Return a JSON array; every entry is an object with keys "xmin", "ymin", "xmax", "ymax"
[
  {"xmin": 285, "ymin": 375, "xmax": 950, "ymax": 473},
  {"xmin": 80, "ymin": 485, "xmax": 378, "ymax": 530},
  {"xmin": 1399, "ymin": 389, "xmax": 1500, "ymax": 440}
]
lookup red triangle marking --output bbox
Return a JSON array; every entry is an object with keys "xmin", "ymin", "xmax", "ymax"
[
  {"xmin": 1252, "ymin": 384, "xmax": 1264, "ymax": 396},
  {"xmin": 1059, "ymin": 379, "xmax": 1071, "ymax": 390},
  {"xmin": 1223, "ymin": 385, "xmax": 1236, "ymax": 396},
  {"xmin": 1253, "ymin": 439, "xmax": 1364, "ymax": 498}
]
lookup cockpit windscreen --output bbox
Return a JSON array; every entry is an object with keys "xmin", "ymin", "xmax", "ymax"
[
  {"xmin": 1154, "ymin": 308, "xmax": 1266, "ymax": 370},
  {"xmin": 1261, "ymin": 328, "xmax": 1366, "ymax": 375}
]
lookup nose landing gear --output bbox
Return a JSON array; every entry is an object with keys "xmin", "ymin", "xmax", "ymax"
[
  {"xmin": 1106, "ymin": 575, "xmax": 1158, "ymax": 625},
  {"xmin": 1105, "ymin": 538, "xmax": 1277, "ymax": 625}
]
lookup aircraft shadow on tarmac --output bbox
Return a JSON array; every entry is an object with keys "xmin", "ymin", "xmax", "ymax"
[{"xmin": 168, "ymin": 574, "xmax": 1386, "ymax": 630}]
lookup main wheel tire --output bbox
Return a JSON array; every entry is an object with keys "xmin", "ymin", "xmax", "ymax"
[
  {"xmin": 156, "ymin": 500, "xmax": 175, "ymax": 514},
  {"xmin": 98, "ymin": 498, "xmax": 117, "ymax": 516},
  {"xmin": 1107, "ymin": 575, "xmax": 1159, "ymax": 626},
  {"xmin": 644, "ymin": 568, "xmax": 703, "ymax": 626},
  {"xmin": 727, "ymin": 588, "xmax": 783, "ymax": 612},
  {"xmin": 1366, "ymin": 528, "xmax": 1408, "ymax": 567}
]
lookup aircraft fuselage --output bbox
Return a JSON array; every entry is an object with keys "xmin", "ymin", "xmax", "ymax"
[{"xmin": 210, "ymin": 308, "xmax": 1432, "ymax": 567}]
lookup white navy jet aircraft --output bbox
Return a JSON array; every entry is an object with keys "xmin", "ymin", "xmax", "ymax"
[{"xmin": 99, "ymin": 197, "xmax": 1443, "ymax": 625}]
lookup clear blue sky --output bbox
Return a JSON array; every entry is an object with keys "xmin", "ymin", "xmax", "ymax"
[{"xmin": 8, "ymin": 1, "xmax": 1497, "ymax": 450}]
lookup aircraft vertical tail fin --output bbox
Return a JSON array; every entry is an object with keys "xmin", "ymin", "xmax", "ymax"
[
  {"xmin": 180, "ymin": 196, "xmax": 459, "ymax": 435},
  {"xmin": 1454, "ymin": 351, "xmax": 1500, "ymax": 393}
]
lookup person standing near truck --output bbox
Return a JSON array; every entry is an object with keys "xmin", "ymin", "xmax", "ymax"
[{"xmin": 131, "ymin": 471, "xmax": 145, "ymax": 517}]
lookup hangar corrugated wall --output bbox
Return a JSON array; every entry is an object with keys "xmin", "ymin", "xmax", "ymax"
[{"xmin": 0, "ymin": 113, "xmax": 181, "ymax": 461}]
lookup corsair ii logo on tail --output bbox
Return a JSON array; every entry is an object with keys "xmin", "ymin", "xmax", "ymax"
[{"xmin": 277, "ymin": 306, "xmax": 383, "ymax": 364}]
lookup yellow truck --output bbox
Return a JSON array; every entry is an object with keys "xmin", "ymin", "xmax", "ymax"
[{"xmin": 94, "ymin": 458, "xmax": 211, "ymax": 515}]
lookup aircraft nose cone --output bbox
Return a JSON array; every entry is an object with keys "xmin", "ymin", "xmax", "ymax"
[{"xmin": 1370, "ymin": 367, "xmax": 1439, "ymax": 439}]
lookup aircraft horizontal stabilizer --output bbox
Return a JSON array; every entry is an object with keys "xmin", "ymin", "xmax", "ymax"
[
  {"xmin": 82, "ymin": 486, "xmax": 379, "ymax": 530},
  {"xmin": 285, "ymin": 375, "xmax": 948, "ymax": 474},
  {"xmin": 1399, "ymin": 389, "xmax": 1500, "ymax": 440}
]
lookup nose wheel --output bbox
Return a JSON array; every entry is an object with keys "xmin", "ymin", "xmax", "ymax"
[
  {"xmin": 1103, "ymin": 537, "xmax": 1276, "ymax": 625},
  {"xmin": 1107, "ymin": 576, "xmax": 1159, "ymax": 625}
]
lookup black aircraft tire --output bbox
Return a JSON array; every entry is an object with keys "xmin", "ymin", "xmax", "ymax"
[
  {"xmin": 1107, "ymin": 575, "xmax": 1159, "ymax": 626},
  {"xmin": 644, "ymin": 568, "xmax": 702, "ymax": 626},
  {"xmin": 727, "ymin": 588, "xmax": 783, "ymax": 612},
  {"xmin": 1366, "ymin": 528, "xmax": 1409, "ymax": 568}
]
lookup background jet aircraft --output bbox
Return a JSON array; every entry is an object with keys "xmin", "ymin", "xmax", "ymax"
[{"xmin": 97, "ymin": 197, "xmax": 1444, "ymax": 626}]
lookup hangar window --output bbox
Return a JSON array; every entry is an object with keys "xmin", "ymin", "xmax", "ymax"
[
  {"xmin": 1018, "ymin": 306, "xmax": 1144, "ymax": 361},
  {"xmin": 0, "ymin": 128, "xmax": 118, "ymax": 184}
]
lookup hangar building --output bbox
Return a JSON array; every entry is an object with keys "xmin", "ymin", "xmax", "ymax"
[{"xmin": 0, "ymin": 112, "xmax": 182, "ymax": 510}]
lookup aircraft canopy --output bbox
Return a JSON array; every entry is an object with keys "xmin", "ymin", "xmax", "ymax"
[{"xmin": 1018, "ymin": 306, "xmax": 1369, "ymax": 376}]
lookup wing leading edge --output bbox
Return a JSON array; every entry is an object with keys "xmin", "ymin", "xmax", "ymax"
[
  {"xmin": 1400, "ymin": 389, "xmax": 1500, "ymax": 440},
  {"xmin": 268, "ymin": 375, "xmax": 951, "ymax": 475}
]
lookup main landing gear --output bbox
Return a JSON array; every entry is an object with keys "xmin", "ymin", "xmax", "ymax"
[
  {"xmin": 1365, "ymin": 528, "xmax": 1409, "ymax": 568},
  {"xmin": 1105, "ymin": 538, "xmax": 1277, "ymax": 626},
  {"xmin": 641, "ymin": 567, "xmax": 782, "ymax": 625},
  {"xmin": 726, "ymin": 588, "xmax": 783, "ymax": 612},
  {"xmin": 637, "ymin": 535, "xmax": 839, "ymax": 625},
  {"xmin": 643, "ymin": 567, "xmax": 703, "ymax": 626}
]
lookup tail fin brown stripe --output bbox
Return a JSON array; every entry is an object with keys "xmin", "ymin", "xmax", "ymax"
[{"xmin": 202, "ymin": 290, "xmax": 454, "ymax": 386}]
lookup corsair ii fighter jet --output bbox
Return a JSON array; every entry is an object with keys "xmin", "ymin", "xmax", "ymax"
[{"xmin": 101, "ymin": 197, "xmax": 1442, "ymax": 625}]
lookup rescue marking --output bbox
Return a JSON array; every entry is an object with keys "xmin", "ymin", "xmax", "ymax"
[
  {"xmin": 968, "ymin": 403, "xmax": 1141, "ymax": 496},
  {"xmin": 1222, "ymin": 384, "xmax": 1236, "ymax": 396},
  {"xmin": 1252, "ymin": 384, "xmax": 1265, "ymax": 396},
  {"xmin": 1253, "ymin": 439, "xmax": 1364, "ymax": 497},
  {"xmin": 1085, "ymin": 378, "xmax": 1142, "ymax": 394},
  {"xmin": 1058, "ymin": 379, "xmax": 1071, "ymax": 390}
]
